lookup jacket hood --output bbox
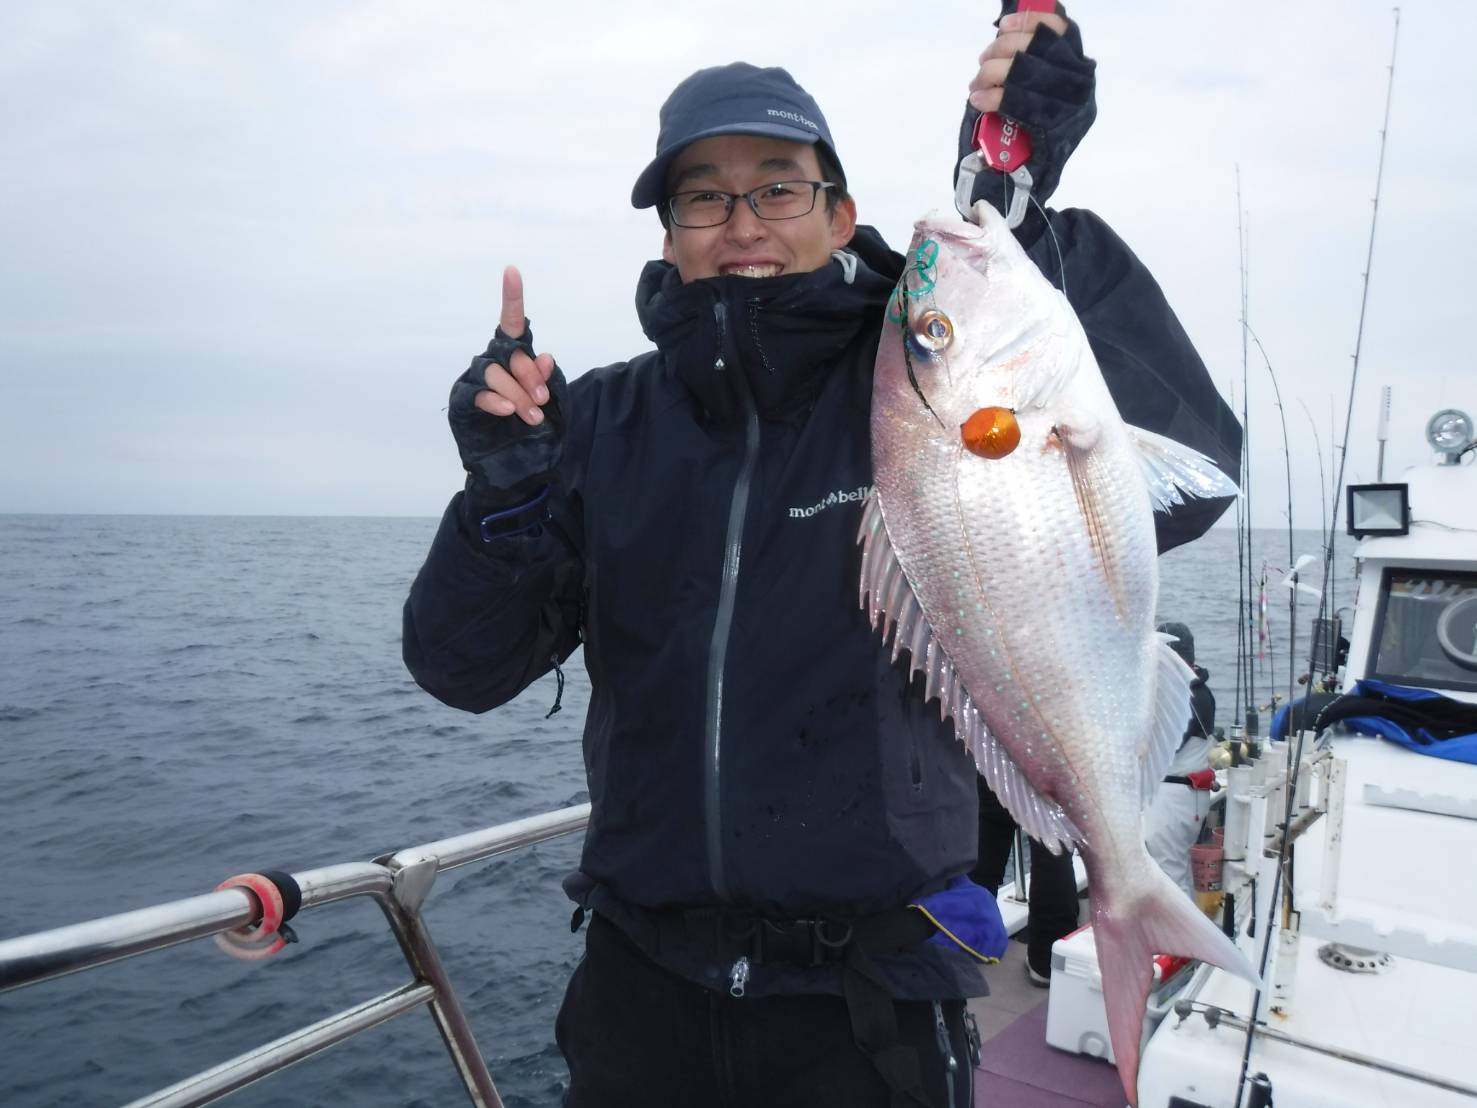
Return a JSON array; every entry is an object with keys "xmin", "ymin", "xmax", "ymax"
[{"xmin": 635, "ymin": 224, "xmax": 902, "ymax": 424}]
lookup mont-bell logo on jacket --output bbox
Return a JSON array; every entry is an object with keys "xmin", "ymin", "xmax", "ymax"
[{"xmin": 788, "ymin": 485, "xmax": 871, "ymax": 519}]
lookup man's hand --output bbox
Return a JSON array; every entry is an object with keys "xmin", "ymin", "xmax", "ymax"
[
  {"xmin": 968, "ymin": 9, "xmax": 1071, "ymax": 114},
  {"xmin": 448, "ymin": 266, "xmax": 568, "ymax": 512},
  {"xmin": 473, "ymin": 265, "xmax": 559, "ymax": 426}
]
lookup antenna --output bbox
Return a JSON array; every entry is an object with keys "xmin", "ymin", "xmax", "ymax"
[{"xmin": 1376, "ymin": 385, "xmax": 1392, "ymax": 480}]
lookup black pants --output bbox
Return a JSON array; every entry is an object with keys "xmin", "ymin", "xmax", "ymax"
[
  {"xmin": 555, "ymin": 914, "xmax": 976, "ymax": 1108},
  {"xmin": 972, "ymin": 779, "xmax": 1080, "ymax": 976}
]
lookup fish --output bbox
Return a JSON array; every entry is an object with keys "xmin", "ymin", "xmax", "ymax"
[{"xmin": 859, "ymin": 202, "xmax": 1256, "ymax": 1105}]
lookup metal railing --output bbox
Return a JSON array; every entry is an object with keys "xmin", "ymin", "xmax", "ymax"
[{"xmin": 0, "ymin": 803, "xmax": 592, "ymax": 1108}]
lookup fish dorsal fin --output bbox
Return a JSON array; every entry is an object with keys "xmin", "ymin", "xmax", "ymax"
[
  {"xmin": 1128, "ymin": 426, "xmax": 1239, "ymax": 512},
  {"xmin": 858, "ymin": 492, "xmax": 1083, "ymax": 853},
  {"xmin": 1139, "ymin": 633, "xmax": 1196, "ymax": 805}
]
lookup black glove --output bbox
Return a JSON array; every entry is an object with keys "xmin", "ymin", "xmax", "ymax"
[
  {"xmin": 955, "ymin": 1, "xmax": 1097, "ymax": 224},
  {"xmin": 997, "ymin": 0, "xmax": 1096, "ymax": 200},
  {"xmin": 447, "ymin": 319, "xmax": 569, "ymax": 523}
]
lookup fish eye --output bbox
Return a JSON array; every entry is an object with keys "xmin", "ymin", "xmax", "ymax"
[{"xmin": 912, "ymin": 310, "xmax": 953, "ymax": 353}]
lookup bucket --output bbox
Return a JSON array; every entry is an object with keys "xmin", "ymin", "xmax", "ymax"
[{"xmin": 1190, "ymin": 842, "xmax": 1224, "ymax": 918}]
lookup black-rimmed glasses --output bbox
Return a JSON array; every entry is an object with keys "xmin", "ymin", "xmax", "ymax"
[{"xmin": 667, "ymin": 180, "xmax": 836, "ymax": 229}]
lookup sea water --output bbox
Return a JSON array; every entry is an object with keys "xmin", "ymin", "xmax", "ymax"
[{"xmin": 0, "ymin": 515, "xmax": 1338, "ymax": 1107}]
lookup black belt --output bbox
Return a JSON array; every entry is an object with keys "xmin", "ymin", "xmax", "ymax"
[{"xmin": 682, "ymin": 904, "xmax": 937, "ymax": 969}]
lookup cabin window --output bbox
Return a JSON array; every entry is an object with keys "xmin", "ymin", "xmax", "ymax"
[{"xmin": 1369, "ymin": 569, "xmax": 1477, "ymax": 693}]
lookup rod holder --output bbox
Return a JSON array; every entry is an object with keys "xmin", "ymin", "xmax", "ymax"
[{"xmin": 1224, "ymin": 765, "xmax": 1253, "ymax": 863}]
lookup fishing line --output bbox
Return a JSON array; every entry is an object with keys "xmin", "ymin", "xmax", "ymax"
[
  {"xmin": 884, "ymin": 238, "xmax": 940, "ymax": 325},
  {"xmin": 1024, "ymin": 188, "xmax": 1068, "ymax": 300},
  {"xmin": 889, "ymin": 240, "xmax": 945, "ymax": 426},
  {"xmin": 897, "ymin": 296, "xmax": 941, "ymax": 424}
]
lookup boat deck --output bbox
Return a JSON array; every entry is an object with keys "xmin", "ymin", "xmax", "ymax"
[
  {"xmin": 970, "ymin": 916, "xmax": 1127, "ymax": 1108},
  {"xmin": 1138, "ymin": 735, "xmax": 1477, "ymax": 1107}
]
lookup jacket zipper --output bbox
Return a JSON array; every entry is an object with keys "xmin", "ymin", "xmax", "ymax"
[{"xmin": 703, "ymin": 296, "xmax": 762, "ymax": 902}]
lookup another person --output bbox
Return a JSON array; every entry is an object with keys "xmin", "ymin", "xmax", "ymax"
[
  {"xmin": 402, "ymin": 8, "xmax": 1241, "ymax": 1105},
  {"xmin": 1145, "ymin": 621, "xmax": 1218, "ymax": 895},
  {"xmin": 972, "ymin": 780, "xmax": 1080, "ymax": 987}
]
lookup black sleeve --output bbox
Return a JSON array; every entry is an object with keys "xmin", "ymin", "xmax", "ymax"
[
  {"xmin": 1188, "ymin": 683, "xmax": 1216, "ymax": 740},
  {"xmin": 1027, "ymin": 208, "xmax": 1243, "ymax": 553},
  {"xmin": 402, "ymin": 492, "xmax": 584, "ymax": 713},
  {"xmin": 955, "ymin": 0, "xmax": 1096, "ymax": 239}
]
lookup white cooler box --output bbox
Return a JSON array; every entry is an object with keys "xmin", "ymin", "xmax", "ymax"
[{"xmin": 1044, "ymin": 924, "xmax": 1194, "ymax": 1061}]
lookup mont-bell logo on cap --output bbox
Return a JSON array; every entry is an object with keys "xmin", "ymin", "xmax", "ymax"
[{"xmin": 766, "ymin": 108, "xmax": 819, "ymax": 132}]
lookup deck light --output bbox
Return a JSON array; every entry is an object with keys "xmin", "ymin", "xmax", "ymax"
[
  {"xmin": 1346, "ymin": 482, "xmax": 1409, "ymax": 538},
  {"xmin": 1425, "ymin": 408, "xmax": 1474, "ymax": 463}
]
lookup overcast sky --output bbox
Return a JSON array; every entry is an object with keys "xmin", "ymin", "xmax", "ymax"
[{"xmin": 1, "ymin": 1, "xmax": 1471, "ymax": 527}]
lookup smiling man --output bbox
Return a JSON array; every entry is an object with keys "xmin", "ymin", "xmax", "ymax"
[
  {"xmin": 656, "ymin": 135, "xmax": 856, "ymax": 281},
  {"xmin": 404, "ymin": 8, "xmax": 1241, "ymax": 1106}
]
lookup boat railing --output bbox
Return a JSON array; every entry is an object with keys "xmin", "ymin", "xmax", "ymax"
[{"xmin": 0, "ymin": 803, "xmax": 592, "ymax": 1108}]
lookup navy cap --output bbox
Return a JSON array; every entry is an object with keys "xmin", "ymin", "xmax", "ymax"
[{"xmin": 631, "ymin": 62, "xmax": 844, "ymax": 210}]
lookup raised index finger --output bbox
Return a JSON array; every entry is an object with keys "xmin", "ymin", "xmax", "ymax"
[{"xmin": 499, "ymin": 265, "xmax": 526, "ymax": 340}]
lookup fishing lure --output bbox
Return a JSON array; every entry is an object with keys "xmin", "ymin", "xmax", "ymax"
[{"xmin": 1257, "ymin": 565, "xmax": 1270, "ymax": 666}]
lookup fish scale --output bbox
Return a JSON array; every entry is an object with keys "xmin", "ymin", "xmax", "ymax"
[{"xmin": 862, "ymin": 203, "xmax": 1255, "ymax": 1106}]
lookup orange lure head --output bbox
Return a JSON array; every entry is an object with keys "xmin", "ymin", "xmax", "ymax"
[{"xmin": 961, "ymin": 406, "xmax": 1020, "ymax": 459}]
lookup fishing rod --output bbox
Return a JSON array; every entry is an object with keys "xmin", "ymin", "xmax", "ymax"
[
  {"xmin": 1235, "ymin": 167, "xmax": 1256, "ymax": 736},
  {"xmin": 1245, "ymin": 322, "xmax": 1296, "ymax": 711},
  {"xmin": 1298, "ymin": 399, "xmax": 1329, "ymax": 554},
  {"xmin": 1233, "ymin": 13, "xmax": 1403, "ymax": 1108},
  {"xmin": 1327, "ymin": 398, "xmax": 1338, "ymax": 618},
  {"xmin": 1299, "ymin": 397, "xmax": 1335, "ymax": 674},
  {"xmin": 1228, "ymin": 371, "xmax": 1248, "ymax": 731},
  {"xmin": 1244, "ymin": 322, "xmax": 1309, "ymax": 980},
  {"xmin": 1311, "ymin": 7, "xmax": 1402, "ymax": 673}
]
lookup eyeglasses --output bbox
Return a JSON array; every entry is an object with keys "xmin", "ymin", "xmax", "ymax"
[{"xmin": 666, "ymin": 180, "xmax": 837, "ymax": 229}]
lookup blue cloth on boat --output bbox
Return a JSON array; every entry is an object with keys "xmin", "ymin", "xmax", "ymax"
[
  {"xmin": 909, "ymin": 875, "xmax": 1009, "ymax": 962},
  {"xmin": 1318, "ymin": 679, "xmax": 1477, "ymax": 765}
]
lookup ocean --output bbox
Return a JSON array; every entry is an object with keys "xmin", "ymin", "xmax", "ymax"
[{"xmin": 0, "ymin": 515, "xmax": 1342, "ymax": 1107}]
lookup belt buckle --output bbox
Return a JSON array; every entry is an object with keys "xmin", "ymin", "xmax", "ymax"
[
  {"xmin": 773, "ymin": 918, "xmax": 856, "ymax": 967},
  {"xmin": 729, "ymin": 915, "xmax": 856, "ymax": 967},
  {"xmin": 756, "ymin": 919, "xmax": 810, "ymax": 966}
]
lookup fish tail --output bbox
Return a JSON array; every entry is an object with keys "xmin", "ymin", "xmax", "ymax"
[{"xmin": 1092, "ymin": 865, "xmax": 1260, "ymax": 1106}]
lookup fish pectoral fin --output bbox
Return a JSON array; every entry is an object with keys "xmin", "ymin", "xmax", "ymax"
[
  {"xmin": 1011, "ymin": 323, "xmax": 1084, "ymax": 412},
  {"xmin": 1127, "ymin": 425, "xmax": 1239, "ymax": 512},
  {"xmin": 1140, "ymin": 635, "xmax": 1195, "ymax": 805}
]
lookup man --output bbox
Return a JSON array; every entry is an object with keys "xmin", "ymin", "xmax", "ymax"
[
  {"xmin": 403, "ymin": 7, "xmax": 1240, "ymax": 1105},
  {"xmin": 1146, "ymin": 621, "xmax": 1219, "ymax": 895}
]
